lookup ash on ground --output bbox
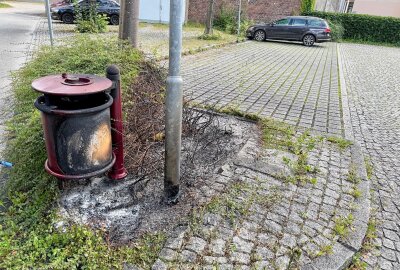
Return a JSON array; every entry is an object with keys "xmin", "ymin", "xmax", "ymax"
[{"xmin": 57, "ymin": 112, "xmax": 258, "ymax": 243}]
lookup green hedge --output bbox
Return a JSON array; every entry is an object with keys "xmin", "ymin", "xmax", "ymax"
[{"xmin": 303, "ymin": 11, "xmax": 400, "ymax": 45}]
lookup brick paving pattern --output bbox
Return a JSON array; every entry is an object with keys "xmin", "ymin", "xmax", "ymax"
[
  {"xmin": 181, "ymin": 41, "xmax": 343, "ymax": 136},
  {"xmin": 340, "ymin": 44, "xmax": 400, "ymax": 270},
  {"xmin": 152, "ymin": 134, "xmax": 363, "ymax": 269}
]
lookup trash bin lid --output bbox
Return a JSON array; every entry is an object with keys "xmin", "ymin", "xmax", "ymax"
[{"xmin": 32, "ymin": 73, "xmax": 113, "ymax": 96}]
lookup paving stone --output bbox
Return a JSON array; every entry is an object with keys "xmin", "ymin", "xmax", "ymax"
[
  {"xmin": 203, "ymin": 256, "xmax": 228, "ymax": 264},
  {"xmin": 210, "ymin": 239, "xmax": 226, "ymax": 256},
  {"xmin": 151, "ymin": 259, "xmax": 167, "ymax": 270},
  {"xmin": 230, "ymin": 252, "xmax": 251, "ymax": 265},
  {"xmin": 232, "ymin": 236, "xmax": 254, "ymax": 254},
  {"xmin": 179, "ymin": 250, "xmax": 197, "ymax": 263},
  {"xmin": 186, "ymin": 237, "xmax": 207, "ymax": 254},
  {"xmin": 255, "ymin": 246, "xmax": 274, "ymax": 260},
  {"xmin": 158, "ymin": 248, "xmax": 177, "ymax": 262}
]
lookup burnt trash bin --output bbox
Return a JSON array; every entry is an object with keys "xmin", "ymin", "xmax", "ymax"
[{"xmin": 32, "ymin": 73, "xmax": 116, "ymax": 180}]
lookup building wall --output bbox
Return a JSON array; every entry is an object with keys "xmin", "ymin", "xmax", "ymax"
[
  {"xmin": 188, "ymin": 0, "xmax": 301, "ymax": 23},
  {"xmin": 352, "ymin": 0, "xmax": 400, "ymax": 18},
  {"xmin": 315, "ymin": 0, "xmax": 343, "ymax": 12}
]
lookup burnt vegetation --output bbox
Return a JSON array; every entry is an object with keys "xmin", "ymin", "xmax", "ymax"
[{"xmin": 123, "ymin": 61, "xmax": 234, "ymax": 186}]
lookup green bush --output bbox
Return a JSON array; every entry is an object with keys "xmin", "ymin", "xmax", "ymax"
[
  {"xmin": 75, "ymin": 1, "xmax": 108, "ymax": 33},
  {"xmin": 0, "ymin": 36, "xmax": 167, "ymax": 269},
  {"xmin": 327, "ymin": 20, "xmax": 344, "ymax": 41},
  {"xmin": 300, "ymin": 0, "xmax": 316, "ymax": 13},
  {"xmin": 214, "ymin": 7, "xmax": 253, "ymax": 36},
  {"xmin": 303, "ymin": 11, "xmax": 400, "ymax": 45},
  {"xmin": 198, "ymin": 33, "xmax": 222, "ymax": 40}
]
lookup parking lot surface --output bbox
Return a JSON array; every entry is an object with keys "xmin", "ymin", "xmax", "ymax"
[{"xmin": 181, "ymin": 41, "xmax": 343, "ymax": 136}]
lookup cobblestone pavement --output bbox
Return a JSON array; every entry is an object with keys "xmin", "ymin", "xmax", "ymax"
[
  {"xmin": 181, "ymin": 41, "xmax": 343, "ymax": 136},
  {"xmin": 151, "ymin": 126, "xmax": 368, "ymax": 270},
  {"xmin": 340, "ymin": 44, "xmax": 400, "ymax": 270}
]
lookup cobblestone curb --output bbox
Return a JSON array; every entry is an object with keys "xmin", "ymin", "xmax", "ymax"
[
  {"xmin": 300, "ymin": 45, "xmax": 373, "ymax": 270},
  {"xmin": 303, "ymin": 143, "xmax": 370, "ymax": 270}
]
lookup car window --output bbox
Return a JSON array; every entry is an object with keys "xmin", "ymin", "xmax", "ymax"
[
  {"xmin": 275, "ymin": 18, "xmax": 289, "ymax": 25},
  {"xmin": 308, "ymin": 19, "xmax": 324, "ymax": 27},
  {"xmin": 291, "ymin": 19, "xmax": 306, "ymax": 26}
]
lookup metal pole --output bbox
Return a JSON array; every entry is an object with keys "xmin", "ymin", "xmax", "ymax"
[
  {"xmin": 237, "ymin": 0, "xmax": 241, "ymax": 42},
  {"xmin": 131, "ymin": 0, "xmax": 140, "ymax": 48},
  {"xmin": 106, "ymin": 65, "xmax": 128, "ymax": 180},
  {"xmin": 165, "ymin": 0, "xmax": 183, "ymax": 204},
  {"xmin": 44, "ymin": 0, "xmax": 54, "ymax": 46}
]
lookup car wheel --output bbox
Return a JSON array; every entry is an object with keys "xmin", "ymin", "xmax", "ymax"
[
  {"xmin": 254, "ymin": 30, "xmax": 266, "ymax": 41},
  {"xmin": 109, "ymin": 14, "xmax": 119, "ymax": 25},
  {"xmin": 303, "ymin": 34, "xmax": 315, "ymax": 46},
  {"xmin": 62, "ymin": 13, "xmax": 74, "ymax": 24}
]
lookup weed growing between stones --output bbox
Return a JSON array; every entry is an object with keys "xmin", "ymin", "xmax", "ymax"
[
  {"xmin": 260, "ymin": 119, "xmax": 320, "ymax": 185},
  {"xmin": 314, "ymin": 244, "xmax": 334, "ymax": 257},
  {"xmin": 333, "ymin": 214, "xmax": 354, "ymax": 239},
  {"xmin": 326, "ymin": 136, "xmax": 353, "ymax": 150},
  {"xmin": 347, "ymin": 216, "xmax": 378, "ymax": 270},
  {"xmin": 364, "ymin": 156, "xmax": 374, "ymax": 180}
]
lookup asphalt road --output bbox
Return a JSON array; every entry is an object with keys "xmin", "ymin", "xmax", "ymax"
[{"xmin": 0, "ymin": 2, "xmax": 44, "ymax": 186}]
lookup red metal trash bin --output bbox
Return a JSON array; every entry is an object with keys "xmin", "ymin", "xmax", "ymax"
[{"xmin": 32, "ymin": 73, "xmax": 116, "ymax": 180}]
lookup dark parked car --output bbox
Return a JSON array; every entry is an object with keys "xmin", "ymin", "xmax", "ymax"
[
  {"xmin": 246, "ymin": 16, "xmax": 331, "ymax": 46},
  {"xmin": 51, "ymin": 0, "xmax": 120, "ymax": 25},
  {"xmin": 50, "ymin": 0, "xmax": 71, "ymax": 8}
]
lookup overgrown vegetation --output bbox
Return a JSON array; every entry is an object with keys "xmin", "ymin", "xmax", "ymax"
[
  {"xmin": 302, "ymin": 11, "xmax": 400, "ymax": 46},
  {"xmin": 0, "ymin": 36, "xmax": 167, "ymax": 269},
  {"xmin": 326, "ymin": 19, "xmax": 345, "ymax": 41},
  {"xmin": 300, "ymin": 0, "xmax": 316, "ymax": 13},
  {"xmin": 75, "ymin": 1, "xmax": 108, "ymax": 33},
  {"xmin": 0, "ymin": 2, "xmax": 11, "ymax": 8},
  {"xmin": 198, "ymin": 33, "xmax": 222, "ymax": 40},
  {"xmin": 214, "ymin": 7, "xmax": 253, "ymax": 36}
]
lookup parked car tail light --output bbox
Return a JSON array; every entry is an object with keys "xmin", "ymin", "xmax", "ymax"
[{"xmin": 324, "ymin": 28, "xmax": 331, "ymax": 33}]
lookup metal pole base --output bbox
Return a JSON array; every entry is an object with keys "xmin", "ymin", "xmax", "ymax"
[
  {"xmin": 165, "ymin": 185, "xmax": 181, "ymax": 204},
  {"xmin": 108, "ymin": 168, "xmax": 128, "ymax": 181}
]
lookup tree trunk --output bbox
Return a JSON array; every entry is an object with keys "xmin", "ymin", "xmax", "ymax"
[
  {"xmin": 120, "ymin": 0, "xmax": 140, "ymax": 48},
  {"xmin": 204, "ymin": 0, "xmax": 215, "ymax": 35},
  {"xmin": 185, "ymin": 0, "xmax": 189, "ymax": 24}
]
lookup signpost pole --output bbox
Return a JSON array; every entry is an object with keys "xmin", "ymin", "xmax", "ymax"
[{"xmin": 44, "ymin": 0, "xmax": 54, "ymax": 46}]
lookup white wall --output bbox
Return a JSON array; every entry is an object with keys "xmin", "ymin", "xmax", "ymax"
[
  {"xmin": 139, "ymin": 0, "xmax": 185, "ymax": 24},
  {"xmin": 353, "ymin": 0, "xmax": 400, "ymax": 18}
]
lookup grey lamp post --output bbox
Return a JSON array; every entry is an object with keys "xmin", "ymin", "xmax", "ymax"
[
  {"xmin": 44, "ymin": 0, "xmax": 54, "ymax": 46},
  {"xmin": 165, "ymin": 0, "xmax": 184, "ymax": 204}
]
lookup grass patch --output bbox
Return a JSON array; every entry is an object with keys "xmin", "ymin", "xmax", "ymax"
[
  {"xmin": 0, "ymin": 36, "xmax": 167, "ymax": 269},
  {"xmin": 0, "ymin": 2, "xmax": 11, "ymax": 8},
  {"xmin": 198, "ymin": 33, "xmax": 222, "ymax": 40},
  {"xmin": 327, "ymin": 136, "xmax": 352, "ymax": 150}
]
